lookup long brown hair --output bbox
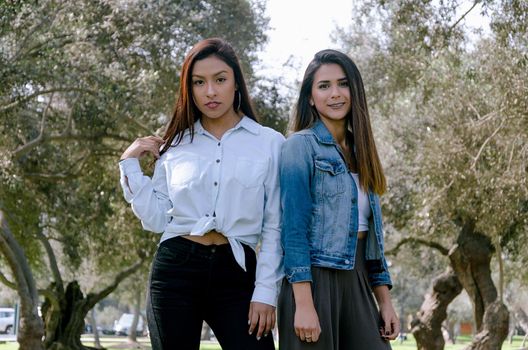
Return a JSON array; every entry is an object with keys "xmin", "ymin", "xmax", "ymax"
[
  {"xmin": 160, "ymin": 38, "xmax": 257, "ymax": 155},
  {"xmin": 292, "ymin": 49, "xmax": 387, "ymax": 195}
]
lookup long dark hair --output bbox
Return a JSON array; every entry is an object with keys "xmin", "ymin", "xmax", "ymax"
[
  {"xmin": 292, "ymin": 49, "xmax": 387, "ymax": 195},
  {"xmin": 160, "ymin": 38, "xmax": 257, "ymax": 155}
]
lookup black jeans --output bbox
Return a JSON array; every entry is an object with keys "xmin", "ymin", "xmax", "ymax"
[{"xmin": 147, "ymin": 236, "xmax": 275, "ymax": 350}]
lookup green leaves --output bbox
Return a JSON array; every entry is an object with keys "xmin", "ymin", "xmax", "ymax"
[{"xmin": 0, "ymin": 0, "xmax": 275, "ymax": 285}]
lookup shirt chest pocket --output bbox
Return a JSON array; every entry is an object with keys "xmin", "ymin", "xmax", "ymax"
[
  {"xmin": 168, "ymin": 158, "xmax": 201, "ymax": 186},
  {"xmin": 234, "ymin": 157, "xmax": 268, "ymax": 188},
  {"xmin": 314, "ymin": 159, "xmax": 346, "ymax": 197}
]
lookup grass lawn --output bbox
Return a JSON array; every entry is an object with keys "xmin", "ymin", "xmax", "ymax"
[{"xmin": 0, "ymin": 335, "xmax": 525, "ymax": 349}]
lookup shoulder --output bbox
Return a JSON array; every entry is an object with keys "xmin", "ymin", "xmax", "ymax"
[
  {"xmin": 244, "ymin": 118, "xmax": 285, "ymax": 147},
  {"xmin": 261, "ymin": 126, "xmax": 286, "ymax": 145},
  {"xmin": 283, "ymin": 130, "xmax": 314, "ymax": 149},
  {"xmin": 280, "ymin": 132, "xmax": 316, "ymax": 167}
]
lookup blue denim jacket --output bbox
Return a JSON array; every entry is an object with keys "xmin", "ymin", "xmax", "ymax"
[{"xmin": 280, "ymin": 120, "xmax": 392, "ymax": 288}]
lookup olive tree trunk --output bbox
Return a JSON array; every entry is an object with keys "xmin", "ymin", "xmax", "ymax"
[
  {"xmin": 449, "ymin": 220, "xmax": 509, "ymax": 350},
  {"xmin": 0, "ymin": 210, "xmax": 45, "ymax": 350},
  {"xmin": 411, "ymin": 268, "xmax": 463, "ymax": 350}
]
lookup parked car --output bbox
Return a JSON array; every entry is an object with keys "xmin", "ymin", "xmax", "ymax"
[
  {"xmin": 83, "ymin": 324, "xmax": 103, "ymax": 335},
  {"xmin": 113, "ymin": 313, "xmax": 145, "ymax": 336},
  {"xmin": 0, "ymin": 308, "xmax": 15, "ymax": 334}
]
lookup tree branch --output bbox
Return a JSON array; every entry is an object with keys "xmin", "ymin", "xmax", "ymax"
[
  {"xmin": 85, "ymin": 259, "xmax": 146, "ymax": 311},
  {"xmin": 471, "ymin": 118, "xmax": 505, "ymax": 171},
  {"xmin": 37, "ymin": 287, "xmax": 61, "ymax": 310},
  {"xmin": 0, "ymin": 210, "xmax": 40, "ymax": 305},
  {"xmin": 11, "ymin": 2, "xmax": 65, "ymax": 62},
  {"xmin": 448, "ymin": 0, "xmax": 480, "ymax": 32},
  {"xmin": 36, "ymin": 231, "xmax": 64, "ymax": 294},
  {"xmin": 385, "ymin": 237, "xmax": 450, "ymax": 256},
  {"xmin": 0, "ymin": 87, "xmax": 97, "ymax": 112},
  {"xmin": 12, "ymin": 133, "xmax": 130, "ymax": 160},
  {"xmin": 0, "ymin": 269, "xmax": 17, "ymax": 289}
]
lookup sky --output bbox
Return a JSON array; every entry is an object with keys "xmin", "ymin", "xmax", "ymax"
[
  {"xmin": 256, "ymin": 0, "xmax": 489, "ymax": 85},
  {"xmin": 257, "ymin": 0, "xmax": 354, "ymax": 84}
]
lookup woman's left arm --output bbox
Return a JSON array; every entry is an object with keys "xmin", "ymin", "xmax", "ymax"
[
  {"xmin": 248, "ymin": 132, "xmax": 285, "ymax": 340},
  {"xmin": 372, "ymin": 285, "xmax": 400, "ymax": 341}
]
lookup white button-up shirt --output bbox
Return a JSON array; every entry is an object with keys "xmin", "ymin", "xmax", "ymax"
[{"xmin": 119, "ymin": 117, "xmax": 284, "ymax": 306}]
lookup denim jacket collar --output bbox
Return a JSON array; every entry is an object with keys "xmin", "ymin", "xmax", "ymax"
[{"xmin": 312, "ymin": 119, "xmax": 337, "ymax": 145}]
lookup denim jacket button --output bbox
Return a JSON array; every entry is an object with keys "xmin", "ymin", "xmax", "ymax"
[{"xmin": 345, "ymin": 259, "xmax": 350, "ymax": 264}]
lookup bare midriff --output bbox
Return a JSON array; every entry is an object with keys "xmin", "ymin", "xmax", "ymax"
[
  {"xmin": 181, "ymin": 230, "xmax": 229, "ymax": 245},
  {"xmin": 358, "ymin": 231, "xmax": 367, "ymax": 240}
]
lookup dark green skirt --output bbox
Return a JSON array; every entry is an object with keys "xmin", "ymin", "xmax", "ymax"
[{"xmin": 278, "ymin": 238, "xmax": 392, "ymax": 350}]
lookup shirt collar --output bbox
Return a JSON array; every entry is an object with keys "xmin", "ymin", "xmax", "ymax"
[
  {"xmin": 312, "ymin": 119, "xmax": 336, "ymax": 145},
  {"xmin": 236, "ymin": 116, "xmax": 260, "ymax": 135},
  {"xmin": 195, "ymin": 116, "xmax": 260, "ymax": 136}
]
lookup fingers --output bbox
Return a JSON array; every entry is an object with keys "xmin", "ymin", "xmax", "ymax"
[
  {"xmin": 148, "ymin": 135, "xmax": 165, "ymax": 144},
  {"xmin": 312, "ymin": 326, "xmax": 321, "ymax": 342},
  {"xmin": 294, "ymin": 305, "xmax": 321, "ymax": 343},
  {"xmin": 122, "ymin": 135, "xmax": 165, "ymax": 160},
  {"xmin": 248, "ymin": 302, "xmax": 276, "ymax": 341},
  {"xmin": 387, "ymin": 317, "xmax": 400, "ymax": 340},
  {"xmin": 256, "ymin": 313, "xmax": 266, "ymax": 339},
  {"xmin": 298, "ymin": 329, "xmax": 320, "ymax": 343},
  {"xmin": 380, "ymin": 315, "xmax": 400, "ymax": 341},
  {"xmin": 248, "ymin": 304, "xmax": 258, "ymax": 337},
  {"xmin": 139, "ymin": 136, "xmax": 164, "ymax": 159},
  {"xmin": 295, "ymin": 325, "xmax": 321, "ymax": 342}
]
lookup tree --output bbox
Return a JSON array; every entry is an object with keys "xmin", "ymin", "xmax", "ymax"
[
  {"xmin": 0, "ymin": 0, "xmax": 283, "ymax": 349},
  {"xmin": 336, "ymin": 0, "xmax": 527, "ymax": 349}
]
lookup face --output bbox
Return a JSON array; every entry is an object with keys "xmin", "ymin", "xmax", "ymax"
[
  {"xmin": 191, "ymin": 55, "xmax": 238, "ymax": 121},
  {"xmin": 310, "ymin": 63, "xmax": 351, "ymax": 124}
]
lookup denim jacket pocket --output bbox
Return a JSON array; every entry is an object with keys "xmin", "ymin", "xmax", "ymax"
[{"xmin": 314, "ymin": 159, "xmax": 346, "ymax": 197}]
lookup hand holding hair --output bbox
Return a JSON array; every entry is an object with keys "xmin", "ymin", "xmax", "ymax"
[{"xmin": 120, "ymin": 135, "xmax": 165, "ymax": 160}]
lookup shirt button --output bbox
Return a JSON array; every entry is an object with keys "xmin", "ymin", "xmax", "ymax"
[
  {"xmin": 214, "ymin": 182, "xmax": 218, "ymax": 186},
  {"xmin": 345, "ymin": 259, "xmax": 350, "ymax": 264},
  {"xmin": 217, "ymin": 142, "xmax": 221, "ymax": 146},
  {"xmin": 205, "ymin": 214, "xmax": 210, "ymax": 217},
  {"xmin": 216, "ymin": 159, "xmax": 220, "ymax": 163}
]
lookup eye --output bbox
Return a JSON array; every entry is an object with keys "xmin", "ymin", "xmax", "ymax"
[
  {"xmin": 193, "ymin": 79, "xmax": 204, "ymax": 86},
  {"xmin": 216, "ymin": 77, "xmax": 227, "ymax": 83},
  {"xmin": 338, "ymin": 81, "xmax": 349, "ymax": 87},
  {"xmin": 318, "ymin": 83, "xmax": 329, "ymax": 89}
]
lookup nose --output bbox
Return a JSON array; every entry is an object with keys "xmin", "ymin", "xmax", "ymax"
[
  {"xmin": 330, "ymin": 85, "xmax": 341, "ymax": 99},
  {"xmin": 206, "ymin": 83, "xmax": 216, "ymax": 98}
]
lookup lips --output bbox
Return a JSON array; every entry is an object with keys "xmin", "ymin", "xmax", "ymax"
[
  {"xmin": 205, "ymin": 101, "xmax": 220, "ymax": 109},
  {"xmin": 328, "ymin": 102, "xmax": 346, "ymax": 108}
]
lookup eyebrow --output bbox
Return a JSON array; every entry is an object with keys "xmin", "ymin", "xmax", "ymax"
[
  {"xmin": 316, "ymin": 77, "xmax": 348, "ymax": 84},
  {"xmin": 192, "ymin": 70, "xmax": 229, "ymax": 78}
]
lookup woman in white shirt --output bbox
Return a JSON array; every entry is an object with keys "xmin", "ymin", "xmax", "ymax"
[{"xmin": 119, "ymin": 38, "xmax": 283, "ymax": 350}]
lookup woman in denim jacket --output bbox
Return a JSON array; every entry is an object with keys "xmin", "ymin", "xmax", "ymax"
[{"xmin": 278, "ymin": 49, "xmax": 399, "ymax": 349}]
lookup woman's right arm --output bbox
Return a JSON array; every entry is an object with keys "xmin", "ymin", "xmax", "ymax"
[
  {"xmin": 280, "ymin": 135, "xmax": 321, "ymax": 342},
  {"xmin": 119, "ymin": 136, "xmax": 172, "ymax": 233}
]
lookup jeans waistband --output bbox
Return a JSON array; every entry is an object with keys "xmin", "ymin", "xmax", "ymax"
[{"xmin": 160, "ymin": 236, "xmax": 232, "ymax": 258}]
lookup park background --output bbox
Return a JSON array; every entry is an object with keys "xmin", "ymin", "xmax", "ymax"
[{"xmin": 0, "ymin": 0, "xmax": 527, "ymax": 349}]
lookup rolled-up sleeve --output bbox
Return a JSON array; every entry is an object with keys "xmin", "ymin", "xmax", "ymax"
[
  {"xmin": 119, "ymin": 157, "xmax": 172, "ymax": 233},
  {"xmin": 280, "ymin": 135, "xmax": 314, "ymax": 284},
  {"xmin": 252, "ymin": 133, "xmax": 285, "ymax": 307}
]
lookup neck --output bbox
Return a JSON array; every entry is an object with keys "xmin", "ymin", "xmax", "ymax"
[
  {"xmin": 320, "ymin": 118, "xmax": 347, "ymax": 145},
  {"xmin": 201, "ymin": 111, "xmax": 242, "ymax": 139}
]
